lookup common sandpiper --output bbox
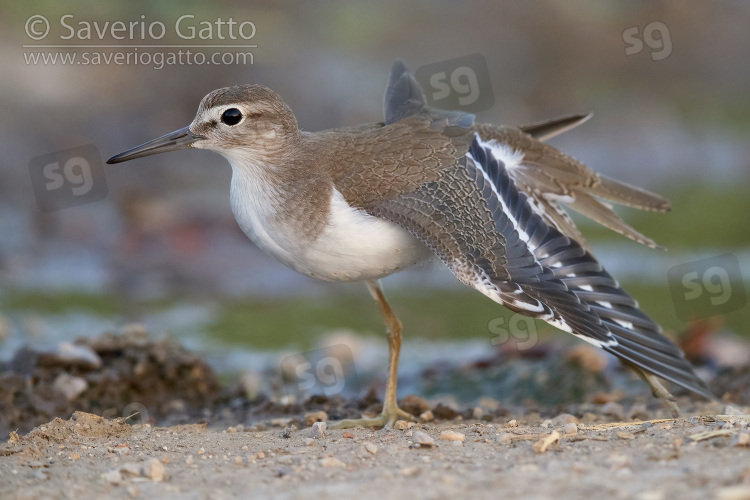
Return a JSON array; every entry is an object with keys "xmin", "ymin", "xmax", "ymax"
[{"xmin": 107, "ymin": 60, "xmax": 713, "ymax": 428}]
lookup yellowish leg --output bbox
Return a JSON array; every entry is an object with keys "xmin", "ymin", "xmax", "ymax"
[
  {"xmin": 329, "ymin": 280, "xmax": 413, "ymax": 429},
  {"xmin": 624, "ymin": 362, "xmax": 681, "ymax": 418}
]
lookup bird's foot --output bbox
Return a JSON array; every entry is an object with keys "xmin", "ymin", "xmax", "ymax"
[{"xmin": 328, "ymin": 406, "xmax": 414, "ymax": 430}]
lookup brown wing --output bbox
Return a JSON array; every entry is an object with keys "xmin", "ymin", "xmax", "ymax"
[
  {"xmin": 474, "ymin": 124, "xmax": 670, "ymax": 250},
  {"xmin": 314, "ymin": 115, "xmax": 474, "ymax": 209}
]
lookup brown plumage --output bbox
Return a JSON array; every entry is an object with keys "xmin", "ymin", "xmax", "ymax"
[{"xmin": 106, "ymin": 59, "xmax": 713, "ymax": 429}]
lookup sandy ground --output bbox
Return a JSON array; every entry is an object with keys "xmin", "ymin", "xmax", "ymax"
[{"xmin": 2, "ymin": 409, "xmax": 750, "ymax": 500}]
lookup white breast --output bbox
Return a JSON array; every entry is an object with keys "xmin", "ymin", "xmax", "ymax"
[{"xmin": 229, "ymin": 167, "xmax": 432, "ymax": 282}]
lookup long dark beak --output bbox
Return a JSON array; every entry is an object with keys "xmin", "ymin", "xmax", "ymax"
[{"xmin": 106, "ymin": 126, "xmax": 203, "ymax": 164}]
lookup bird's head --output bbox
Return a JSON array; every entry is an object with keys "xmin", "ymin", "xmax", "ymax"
[{"xmin": 107, "ymin": 85, "xmax": 300, "ymax": 166}]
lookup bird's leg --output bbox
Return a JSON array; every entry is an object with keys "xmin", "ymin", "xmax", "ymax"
[
  {"xmin": 329, "ymin": 279, "xmax": 413, "ymax": 429},
  {"xmin": 624, "ymin": 362, "xmax": 681, "ymax": 418}
]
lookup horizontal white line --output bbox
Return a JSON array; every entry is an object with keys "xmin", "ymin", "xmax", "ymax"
[{"xmin": 22, "ymin": 45, "xmax": 258, "ymax": 48}]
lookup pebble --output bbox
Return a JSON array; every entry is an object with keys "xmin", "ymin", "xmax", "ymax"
[
  {"xmin": 142, "ymin": 458, "xmax": 165, "ymax": 482},
  {"xmin": 280, "ymin": 427, "xmax": 294, "ymax": 439},
  {"xmin": 305, "ymin": 411, "xmax": 328, "ymax": 426},
  {"xmin": 724, "ymin": 405, "xmax": 745, "ymax": 416},
  {"xmin": 303, "ymin": 438, "xmax": 315, "ymax": 446},
  {"xmin": 101, "ymin": 469, "xmax": 122, "ymax": 484},
  {"xmin": 234, "ymin": 456, "xmax": 243, "ymax": 466},
  {"xmin": 320, "ymin": 457, "xmax": 346, "ymax": 468},
  {"xmin": 439, "ymin": 431, "xmax": 465, "ymax": 442},
  {"xmin": 52, "ymin": 374, "xmax": 88, "ymax": 401},
  {"xmin": 601, "ymin": 402, "xmax": 625, "ymax": 420},
  {"xmin": 185, "ymin": 455, "xmax": 194, "ymax": 465},
  {"xmin": 552, "ymin": 413, "xmax": 579, "ymax": 425},
  {"xmin": 419, "ymin": 410, "xmax": 434, "ymax": 422},
  {"xmin": 506, "ymin": 419, "xmax": 519, "ymax": 428},
  {"xmin": 735, "ymin": 433, "xmax": 750, "ymax": 447},
  {"xmin": 496, "ymin": 432, "xmax": 512, "ymax": 445},
  {"xmin": 412, "ymin": 431, "xmax": 435, "ymax": 447},
  {"xmin": 311, "ymin": 422, "xmax": 326, "ymax": 438},
  {"xmin": 563, "ymin": 423, "xmax": 578, "ymax": 435},
  {"xmin": 393, "ymin": 420, "xmax": 409, "ymax": 430},
  {"xmin": 120, "ymin": 462, "xmax": 141, "ymax": 477},
  {"xmin": 402, "ymin": 466, "xmax": 420, "ymax": 477},
  {"xmin": 472, "ymin": 407, "xmax": 484, "ymax": 420},
  {"xmin": 716, "ymin": 485, "xmax": 750, "ymax": 500},
  {"xmin": 54, "ymin": 342, "xmax": 102, "ymax": 369},
  {"xmin": 271, "ymin": 418, "xmax": 293, "ymax": 427},
  {"xmin": 362, "ymin": 441, "xmax": 378, "ymax": 454},
  {"xmin": 342, "ymin": 431, "xmax": 354, "ymax": 439}
]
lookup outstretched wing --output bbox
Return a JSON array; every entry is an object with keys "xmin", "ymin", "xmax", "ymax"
[
  {"xmin": 367, "ymin": 136, "xmax": 712, "ymax": 400},
  {"xmin": 383, "ymin": 58, "xmax": 670, "ymax": 251},
  {"xmin": 474, "ymin": 124, "xmax": 671, "ymax": 250}
]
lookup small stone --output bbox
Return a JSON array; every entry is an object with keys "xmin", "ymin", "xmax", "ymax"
[
  {"xmin": 496, "ymin": 432, "xmax": 512, "ymax": 445},
  {"xmin": 101, "ymin": 470, "xmax": 122, "ymax": 484},
  {"xmin": 120, "ymin": 462, "xmax": 141, "ymax": 477},
  {"xmin": 256, "ymin": 452, "xmax": 265, "ymax": 460},
  {"xmin": 311, "ymin": 422, "xmax": 326, "ymax": 438},
  {"xmin": 241, "ymin": 445, "xmax": 248, "ymax": 451},
  {"xmin": 185, "ymin": 455, "xmax": 194, "ymax": 465},
  {"xmin": 53, "ymin": 374, "xmax": 88, "ymax": 401},
  {"xmin": 234, "ymin": 456, "xmax": 243, "ymax": 466},
  {"xmin": 413, "ymin": 431, "xmax": 435, "ymax": 447},
  {"xmin": 271, "ymin": 418, "xmax": 293, "ymax": 427},
  {"xmin": 69, "ymin": 452, "xmax": 81, "ymax": 460},
  {"xmin": 54, "ymin": 342, "xmax": 102, "ymax": 369},
  {"xmin": 735, "ymin": 432, "xmax": 750, "ymax": 447},
  {"xmin": 541, "ymin": 419, "xmax": 553, "ymax": 429},
  {"xmin": 402, "ymin": 466, "xmax": 420, "ymax": 477},
  {"xmin": 342, "ymin": 431, "xmax": 354, "ymax": 439},
  {"xmin": 399, "ymin": 394, "xmax": 431, "ymax": 415},
  {"xmin": 616, "ymin": 431, "xmax": 635, "ymax": 440},
  {"xmin": 716, "ymin": 485, "xmax": 750, "ymax": 500},
  {"xmin": 227, "ymin": 426, "xmax": 237, "ymax": 433},
  {"xmin": 198, "ymin": 447, "xmax": 205, "ymax": 455},
  {"xmin": 142, "ymin": 458, "xmax": 164, "ymax": 482},
  {"xmin": 439, "ymin": 431, "xmax": 465, "ymax": 442},
  {"xmin": 303, "ymin": 438, "xmax": 315, "ymax": 447},
  {"xmin": 362, "ymin": 441, "xmax": 378, "ymax": 454},
  {"xmin": 472, "ymin": 407, "xmax": 484, "ymax": 420},
  {"xmin": 393, "ymin": 420, "xmax": 409, "ymax": 430},
  {"xmin": 552, "ymin": 413, "xmax": 579, "ymax": 425},
  {"xmin": 320, "ymin": 457, "xmax": 346, "ymax": 468},
  {"xmin": 280, "ymin": 426, "xmax": 294, "ymax": 439},
  {"xmin": 419, "ymin": 410, "xmax": 434, "ymax": 422},
  {"xmin": 506, "ymin": 419, "xmax": 519, "ymax": 428},
  {"xmin": 563, "ymin": 423, "xmax": 578, "ymax": 435},
  {"xmin": 601, "ymin": 402, "xmax": 625, "ymax": 420},
  {"xmin": 724, "ymin": 405, "xmax": 745, "ymax": 416},
  {"xmin": 305, "ymin": 411, "xmax": 328, "ymax": 426}
]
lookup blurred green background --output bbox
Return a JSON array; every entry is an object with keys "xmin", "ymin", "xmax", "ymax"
[{"xmin": 0, "ymin": 1, "xmax": 747, "ymax": 362}]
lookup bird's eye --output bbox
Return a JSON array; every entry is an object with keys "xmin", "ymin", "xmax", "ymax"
[{"xmin": 221, "ymin": 108, "xmax": 243, "ymax": 126}]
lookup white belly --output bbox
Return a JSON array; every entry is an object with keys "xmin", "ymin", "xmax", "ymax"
[{"xmin": 230, "ymin": 170, "xmax": 432, "ymax": 282}]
